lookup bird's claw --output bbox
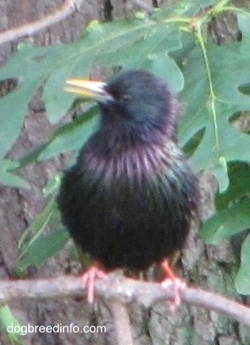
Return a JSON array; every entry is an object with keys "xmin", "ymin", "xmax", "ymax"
[
  {"xmin": 160, "ymin": 259, "xmax": 186, "ymax": 311},
  {"xmin": 161, "ymin": 278, "xmax": 186, "ymax": 311},
  {"xmin": 81, "ymin": 265, "xmax": 107, "ymax": 303}
]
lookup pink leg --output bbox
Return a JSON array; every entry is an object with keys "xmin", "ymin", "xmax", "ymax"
[
  {"xmin": 160, "ymin": 259, "xmax": 186, "ymax": 311},
  {"xmin": 81, "ymin": 263, "xmax": 107, "ymax": 303}
]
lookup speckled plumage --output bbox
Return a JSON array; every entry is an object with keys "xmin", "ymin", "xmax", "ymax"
[{"xmin": 58, "ymin": 70, "xmax": 198, "ymax": 270}]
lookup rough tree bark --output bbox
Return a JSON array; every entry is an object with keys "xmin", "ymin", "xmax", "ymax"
[{"xmin": 0, "ymin": 1, "xmax": 249, "ymax": 344}]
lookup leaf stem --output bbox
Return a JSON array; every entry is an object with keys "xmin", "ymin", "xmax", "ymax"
[
  {"xmin": 209, "ymin": 0, "xmax": 231, "ymax": 16},
  {"xmin": 163, "ymin": 17, "xmax": 191, "ymax": 24},
  {"xmin": 196, "ymin": 23, "xmax": 219, "ymax": 152}
]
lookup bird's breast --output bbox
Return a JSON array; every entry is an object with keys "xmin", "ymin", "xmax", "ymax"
[{"xmin": 83, "ymin": 140, "xmax": 184, "ymax": 186}]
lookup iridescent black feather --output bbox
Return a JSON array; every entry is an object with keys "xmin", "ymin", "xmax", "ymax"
[{"xmin": 58, "ymin": 70, "xmax": 198, "ymax": 270}]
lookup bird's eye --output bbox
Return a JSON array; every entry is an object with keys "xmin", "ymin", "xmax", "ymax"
[
  {"xmin": 117, "ymin": 93, "xmax": 131, "ymax": 104},
  {"xmin": 121, "ymin": 93, "xmax": 131, "ymax": 103},
  {"xmin": 113, "ymin": 90, "xmax": 131, "ymax": 104}
]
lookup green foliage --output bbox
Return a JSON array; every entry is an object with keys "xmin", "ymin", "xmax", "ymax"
[
  {"xmin": 235, "ymin": 233, "xmax": 250, "ymax": 294},
  {"xmin": 17, "ymin": 228, "xmax": 70, "ymax": 273},
  {"xmin": 202, "ymin": 199, "xmax": 250, "ymax": 244},
  {"xmin": 15, "ymin": 198, "xmax": 70, "ymax": 274},
  {"xmin": 0, "ymin": 0, "xmax": 250, "ymax": 294},
  {"xmin": 38, "ymin": 105, "xmax": 99, "ymax": 161},
  {"xmin": 0, "ymin": 305, "xmax": 24, "ymax": 344},
  {"xmin": 0, "ymin": 160, "xmax": 29, "ymax": 189}
]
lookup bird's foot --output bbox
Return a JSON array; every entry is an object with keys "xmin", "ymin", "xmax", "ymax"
[
  {"xmin": 160, "ymin": 259, "xmax": 186, "ymax": 311},
  {"xmin": 81, "ymin": 263, "xmax": 108, "ymax": 303}
]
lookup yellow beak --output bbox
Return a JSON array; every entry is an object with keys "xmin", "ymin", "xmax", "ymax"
[{"xmin": 65, "ymin": 78, "xmax": 112, "ymax": 102}]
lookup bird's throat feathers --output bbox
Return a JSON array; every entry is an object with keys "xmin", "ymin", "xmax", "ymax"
[
  {"xmin": 80, "ymin": 91, "xmax": 183, "ymax": 184},
  {"xmin": 81, "ymin": 127, "xmax": 186, "ymax": 188}
]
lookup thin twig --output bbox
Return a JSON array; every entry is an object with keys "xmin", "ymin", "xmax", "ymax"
[
  {"xmin": 110, "ymin": 299, "xmax": 134, "ymax": 345},
  {"xmin": 0, "ymin": 0, "xmax": 84, "ymax": 45},
  {"xmin": 0, "ymin": 274, "xmax": 249, "ymax": 327}
]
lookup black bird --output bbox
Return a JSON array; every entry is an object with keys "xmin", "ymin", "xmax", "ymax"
[{"xmin": 58, "ymin": 70, "xmax": 198, "ymax": 302}]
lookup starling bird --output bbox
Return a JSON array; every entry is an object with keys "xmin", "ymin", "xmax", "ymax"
[{"xmin": 58, "ymin": 70, "xmax": 198, "ymax": 302}]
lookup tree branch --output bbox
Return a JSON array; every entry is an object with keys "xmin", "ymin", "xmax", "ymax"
[
  {"xmin": 110, "ymin": 299, "xmax": 133, "ymax": 345},
  {"xmin": 0, "ymin": 0, "xmax": 84, "ymax": 45},
  {"xmin": 0, "ymin": 274, "xmax": 249, "ymax": 327}
]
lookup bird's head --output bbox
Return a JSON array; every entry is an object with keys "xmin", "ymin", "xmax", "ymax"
[{"xmin": 66, "ymin": 70, "xmax": 178, "ymax": 139}]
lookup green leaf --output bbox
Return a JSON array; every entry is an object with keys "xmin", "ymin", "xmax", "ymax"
[
  {"xmin": 0, "ymin": 305, "xmax": 23, "ymax": 343},
  {"xmin": 0, "ymin": 79, "xmax": 41, "ymax": 159},
  {"xmin": 235, "ymin": 233, "xmax": 250, "ymax": 295},
  {"xmin": 237, "ymin": 13, "xmax": 250, "ymax": 37},
  {"xmin": 42, "ymin": 65, "xmax": 76, "ymax": 123},
  {"xmin": 0, "ymin": 160, "xmax": 29, "ymax": 189},
  {"xmin": 1, "ymin": 15, "xmax": 185, "ymax": 161},
  {"xmin": 18, "ymin": 198, "xmax": 56, "ymax": 248},
  {"xmin": 98, "ymin": 24, "xmax": 183, "ymax": 92},
  {"xmin": 16, "ymin": 197, "xmax": 70, "ymax": 273},
  {"xmin": 38, "ymin": 106, "xmax": 99, "ymax": 161},
  {"xmin": 17, "ymin": 229, "xmax": 70, "ymax": 271},
  {"xmin": 155, "ymin": 0, "xmax": 217, "ymax": 18},
  {"xmin": 201, "ymin": 199, "xmax": 250, "ymax": 244},
  {"xmin": 216, "ymin": 162, "xmax": 250, "ymax": 209},
  {"xmin": 179, "ymin": 34, "xmax": 250, "ymax": 188},
  {"xmin": 211, "ymin": 156, "xmax": 229, "ymax": 193},
  {"xmin": 42, "ymin": 174, "xmax": 61, "ymax": 197},
  {"xmin": 0, "ymin": 44, "xmax": 72, "ymax": 158},
  {"xmin": 141, "ymin": 52, "xmax": 184, "ymax": 93}
]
